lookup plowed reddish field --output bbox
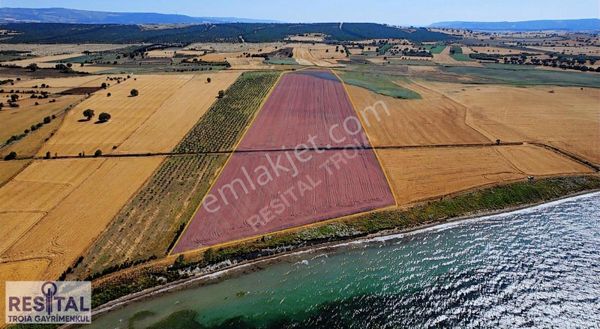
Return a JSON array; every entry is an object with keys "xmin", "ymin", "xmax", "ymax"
[{"xmin": 173, "ymin": 70, "xmax": 394, "ymax": 253}]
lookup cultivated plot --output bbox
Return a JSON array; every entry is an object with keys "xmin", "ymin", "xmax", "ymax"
[
  {"xmin": 344, "ymin": 82, "xmax": 490, "ymax": 146},
  {"xmin": 377, "ymin": 145, "xmax": 592, "ymax": 205},
  {"xmin": 174, "ymin": 70, "xmax": 394, "ymax": 253},
  {"xmin": 428, "ymin": 83, "xmax": 600, "ymax": 164}
]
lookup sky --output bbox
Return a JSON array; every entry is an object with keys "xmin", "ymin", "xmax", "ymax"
[{"xmin": 0, "ymin": 0, "xmax": 598, "ymax": 26}]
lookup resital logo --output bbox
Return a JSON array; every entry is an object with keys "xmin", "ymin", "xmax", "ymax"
[{"xmin": 5, "ymin": 281, "xmax": 91, "ymax": 324}]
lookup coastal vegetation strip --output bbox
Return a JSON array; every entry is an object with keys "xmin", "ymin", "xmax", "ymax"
[{"xmin": 91, "ymin": 175, "xmax": 600, "ymax": 309}]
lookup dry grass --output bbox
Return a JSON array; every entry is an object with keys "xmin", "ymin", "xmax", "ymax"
[
  {"xmin": 377, "ymin": 145, "xmax": 592, "ymax": 205},
  {"xmin": 345, "ymin": 83, "xmax": 490, "ymax": 146},
  {"xmin": 116, "ymin": 71, "xmax": 241, "ymax": 154},
  {"xmin": 38, "ymin": 75, "xmax": 194, "ymax": 156},
  {"xmin": 428, "ymin": 83, "xmax": 600, "ymax": 164}
]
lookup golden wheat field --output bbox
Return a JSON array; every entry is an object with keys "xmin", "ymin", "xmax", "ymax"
[
  {"xmin": 291, "ymin": 43, "xmax": 346, "ymax": 67},
  {"xmin": 345, "ymin": 83, "xmax": 490, "ymax": 146},
  {"xmin": 37, "ymin": 74, "xmax": 194, "ymax": 156},
  {"xmin": 116, "ymin": 71, "xmax": 241, "ymax": 153},
  {"xmin": 0, "ymin": 157, "xmax": 164, "ymax": 278},
  {"xmin": 0, "ymin": 95, "xmax": 83, "ymax": 143},
  {"xmin": 427, "ymin": 83, "xmax": 600, "ymax": 164},
  {"xmin": 377, "ymin": 145, "xmax": 592, "ymax": 205}
]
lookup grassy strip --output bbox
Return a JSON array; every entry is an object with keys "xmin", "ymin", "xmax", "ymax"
[
  {"xmin": 337, "ymin": 70, "xmax": 421, "ymax": 99},
  {"xmin": 92, "ymin": 175, "xmax": 600, "ymax": 308},
  {"xmin": 449, "ymin": 46, "xmax": 471, "ymax": 61},
  {"xmin": 73, "ymin": 72, "xmax": 280, "ymax": 280}
]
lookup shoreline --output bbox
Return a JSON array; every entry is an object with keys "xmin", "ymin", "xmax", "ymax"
[{"xmin": 83, "ymin": 188, "xmax": 600, "ymax": 323}]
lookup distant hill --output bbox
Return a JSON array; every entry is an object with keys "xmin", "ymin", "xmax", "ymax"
[
  {"xmin": 430, "ymin": 19, "xmax": 600, "ymax": 31},
  {"xmin": 0, "ymin": 23, "xmax": 455, "ymax": 44},
  {"xmin": 0, "ymin": 7, "xmax": 278, "ymax": 24}
]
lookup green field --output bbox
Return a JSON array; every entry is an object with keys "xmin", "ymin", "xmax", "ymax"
[
  {"xmin": 337, "ymin": 70, "xmax": 421, "ymax": 99},
  {"xmin": 449, "ymin": 46, "xmax": 471, "ymax": 61},
  {"xmin": 442, "ymin": 64, "xmax": 600, "ymax": 87},
  {"xmin": 423, "ymin": 44, "xmax": 445, "ymax": 54}
]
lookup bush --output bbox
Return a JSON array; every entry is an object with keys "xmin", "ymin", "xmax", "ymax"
[
  {"xmin": 83, "ymin": 109, "xmax": 95, "ymax": 120},
  {"xmin": 130, "ymin": 89, "xmax": 139, "ymax": 97},
  {"xmin": 217, "ymin": 90, "xmax": 225, "ymax": 98},
  {"xmin": 94, "ymin": 149, "xmax": 103, "ymax": 157},
  {"xmin": 4, "ymin": 151, "xmax": 17, "ymax": 160},
  {"xmin": 98, "ymin": 112, "xmax": 111, "ymax": 123},
  {"xmin": 43, "ymin": 116, "xmax": 51, "ymax": 124}
]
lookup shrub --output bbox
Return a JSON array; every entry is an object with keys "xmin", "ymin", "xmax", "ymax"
[
  {"xmin": 4, "ymin": 151, "xmax": 17, "ymax": 160},
  {"xmin": 94, "ymin": 149, "xmax": 103, "ymax": 157},
  {"xmin": 130, "ymin": 89, "xmax": 139, "ymax": 97},
  {"xmin": 98, "ymin": 112, "xmax": 111, "ymax": 123},
  {"xmin": 217, "ymin": 90, "xmax": 225, "ymax": 98},
  {"xmin": 83, "ymin": 109, "xmax": 95, "ymax": 120}
]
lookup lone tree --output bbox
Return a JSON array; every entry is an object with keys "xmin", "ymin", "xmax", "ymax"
[
  {"xmin": 101, "ymin": 82, "xmax": 107, "ymax": 89},
  {"xmin": 26, "ymin": 63, "xmax": 38, "ymax": 72},
  {"xmin": 206, "ymin": 77, "xmax": 211, "ymax": 83},
  {"xmin": 83, "ymin": 109, "xmax": 95, "ymax": 121},
  {"xmin": 4, "ymin": 151, "xmax": 17, "ymax": 161},
  {"xmin": 130, "ymin": 89, "xmax": 139, "ymax": 97},
  {"xmin": 94, "ymin": 149, "xmax": 103, "ymax": 157},
  {"xmin": 98, "ymin": 112, "xmax": 111, "ymax": 123},
  {"xmin": 217, "ymin": 90, "xmax": 225, "ymax": 98}
]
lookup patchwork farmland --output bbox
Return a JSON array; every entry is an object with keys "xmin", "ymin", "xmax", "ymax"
[
  {"xmin": 173, "ymin": 70, "xmax": 395, "ymax": 253},
  {"xmin": 0, "ymin": 20, "xmax": 599, "ymax": 327}
]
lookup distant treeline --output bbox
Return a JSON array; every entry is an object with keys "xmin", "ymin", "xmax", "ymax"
[{"xmin": 0, "ymin": 23, "xmax": 455, "ymax": 43}]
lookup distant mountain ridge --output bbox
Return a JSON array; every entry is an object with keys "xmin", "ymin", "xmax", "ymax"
[
  {"xmin": 0, "ymin": 7, "xmax": 278, "ymax": 24},
  {"xmin": 430, "ymin": 19, "xmax": 600, "ymax": 31}
]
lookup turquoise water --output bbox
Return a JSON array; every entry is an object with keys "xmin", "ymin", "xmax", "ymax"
[{"xmin": 88, "ymin": 193, "xmax": 600, "ymax": 328}]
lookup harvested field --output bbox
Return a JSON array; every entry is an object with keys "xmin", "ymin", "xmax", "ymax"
[
  {"xmin": 344, "ymin": 82, "xmax": 490, "ymax": 146},
  {"xmin": 291, "ymin": 44, "xmax": 346, "ymax": 67},
  {"xmin": 10, "ymin": 75, "xmax": 106, "ymax": 90},
  {"xmin": 0, "ymin": 160, "xmax": 30, "ymax": 187},
  {"xmin": 377, "ymin": 145, "xmax": 592, "ymax": 205},
  {"xmin": 173, "ymin": 70, "xmax": 394, "ymax": 253},
  {"xmin": 0, "ymin": 157, "xmax": 163, "ymax": 282},
  {"xmin": 116, "ymin": 71, "xmax": 241, "ymax": 154},
  {"xmin": 75, "ymin": 72, "xmax": 280, "ymax": 277},
  {"xmin": 173, "ymin": 150, "xmax": 394, "ymax": 251},
  {"xmin": 0, "ymin": 94, "xmax": 84, "ymax": 146},
  {"xmin": 38, "ymin": 75, "xmax": 193, "ymax": 156},
  {"xmin": 238, "ymin": 70, "xmax": 369, "ymax": 150},
  {"xmin": 428, "ymin": 83, "xmax": 600, "ymax": 164},
  {"xmin": 1, "ymin": 110, "xmax": 65, "ymax": 158}
]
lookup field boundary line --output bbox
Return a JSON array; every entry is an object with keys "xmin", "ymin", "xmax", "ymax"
[
  {"xmin": 168, "ymin": 71, "xmax": 285, "ymax": 256},
  {"xmin": 330, "ymin": 69, "xmax": 399, "ymax": 206}
]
